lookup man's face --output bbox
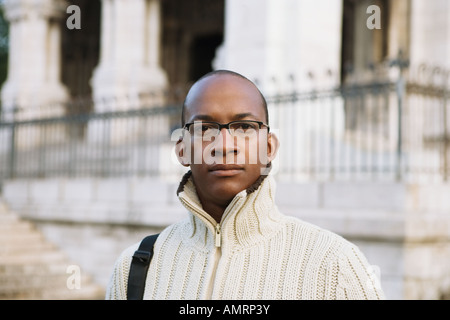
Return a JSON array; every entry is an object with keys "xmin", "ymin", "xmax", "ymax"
[{"xmin": 178, "ymin": 74, "xmax": 278, "ymax": 206}]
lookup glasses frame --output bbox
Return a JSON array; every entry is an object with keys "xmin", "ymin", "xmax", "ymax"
[{"xmin": 183, "ymin": 120, "xmax": 270, "ymax": 138}]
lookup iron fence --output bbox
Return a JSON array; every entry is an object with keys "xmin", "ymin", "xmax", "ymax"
[
  {"xmin": 1, "ymin": 68, "xmax": 449, "ymax": 183},
  {"xmin": 0, "ymin": 101, "xmax": 183, "ymax": 180}
]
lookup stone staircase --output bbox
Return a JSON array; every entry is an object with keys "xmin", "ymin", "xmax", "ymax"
[{"xmin": 0, "ymin": 200, "xmax": 105, "ymax": 299}]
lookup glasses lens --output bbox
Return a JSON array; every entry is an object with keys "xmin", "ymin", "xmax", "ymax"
[
  {"xmin": 229, "ymin": 121, "xmax": 259, "ymax": 136},
  {"xmin": 190, "ymin": 122, "xmax": 219, "ymax": 137}
]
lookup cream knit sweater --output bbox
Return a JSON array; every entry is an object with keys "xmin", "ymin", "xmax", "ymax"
[{"xmin": 106, "ymin": 174, "xmax": 385, "ymax": 300}]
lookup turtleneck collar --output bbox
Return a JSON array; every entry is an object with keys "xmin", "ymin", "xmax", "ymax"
[{"xmin": 176, "ymin": 171, "xmax": 283, "ymax": 250}]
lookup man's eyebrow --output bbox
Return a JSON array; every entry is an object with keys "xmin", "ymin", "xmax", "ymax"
[
  {"xmin": 233, "ymin": 112, "xmax": 257, "ymax": 120},
  {"xmin": 188, "ymin": 113, "xmax": 258, "ymax": 122},
  {"xmin": 189, "ymin": 114, "xmax": 215, "ymax": 122}
]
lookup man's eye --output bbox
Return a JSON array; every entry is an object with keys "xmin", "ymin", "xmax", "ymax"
[
  {"xmin": 236, "ymin": 123, "xmax": 256, "ymax": 131},
  {"xmin": 201, "ymin": 125, "xmax": 215, "ymax": 131}
]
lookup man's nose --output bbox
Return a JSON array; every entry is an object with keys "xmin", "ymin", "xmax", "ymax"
[{"xmin": 215, "ymin": 127, "xmax": 238, "ymax": 156}]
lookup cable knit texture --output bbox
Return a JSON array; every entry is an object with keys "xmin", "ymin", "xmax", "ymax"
[{"xmin": 106, "ymin": 174, "xmax": 385, "ymax": 300}]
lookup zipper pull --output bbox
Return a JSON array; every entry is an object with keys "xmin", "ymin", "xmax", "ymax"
[{"xmin": 215, "ymin": 224, "xmax": 221, "ymax": 248}]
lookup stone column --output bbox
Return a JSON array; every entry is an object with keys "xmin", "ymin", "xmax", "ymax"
[
  {"xmin": 90, "ymin": 0, "xmax": 169, "ymax": 151},
  {"xmin": 409, "ymin": 0, "xmax": 450, "ymax": 69},
  {"xmin": 1, "ymin": 0, "xmax": 69, "ymax": 120},
  {"xmin": 214, "ymin": 0, "xmax": 343, "ymax": 92},
  {"xmin": 387, "ymin": 0, "xmax": 410, "ymax": 62},
  {"xmin": 91, "ymin": 0, "xmax": 168, "ymax": 112}
]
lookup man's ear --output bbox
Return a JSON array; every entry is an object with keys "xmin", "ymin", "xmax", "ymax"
[
  {"xmin": 175, "ymin": 139, "xmax": 190, "ymax": 167},
  {"xmin": 266, "ymin": 132, "xmax": 280, "ymax": 163}
]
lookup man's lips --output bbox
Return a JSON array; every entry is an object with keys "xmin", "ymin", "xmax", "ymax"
[{"xmin": 208, "ymin": 164, "xmax": 244, "ymax": 177}]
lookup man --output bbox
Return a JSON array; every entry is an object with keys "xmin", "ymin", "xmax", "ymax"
[{"xmin": 106, "ymin": 70, "xmax": 385, "ymax": 300}]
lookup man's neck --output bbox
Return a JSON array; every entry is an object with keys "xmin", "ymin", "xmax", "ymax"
[
  {"xmin": 195, "ymin": 188, "xmax": 233, "ymax": 223},
  {"xmin": 200, "ymin": 201, "xmax": 227, "ymax": 223}
]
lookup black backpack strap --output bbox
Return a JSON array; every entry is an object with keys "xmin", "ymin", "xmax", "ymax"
[{"xmin": 127, "ymin": 234, "xmax": 159, "ymax": 300}]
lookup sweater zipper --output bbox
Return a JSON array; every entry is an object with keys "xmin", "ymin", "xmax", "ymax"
[
  {"xmin": 179, "ymin": 199, "xmax": 223, "ymax": 298},
  {"xmin": 206, "ymin": 223, "xmax": 221, "ymax": 299},
  {"xmin": 207, "ymin": 238, "xmax": 221, "ymax": 299},
  {"xmin": 215, "ymin": 223, "xmax": 221, "ymax": 248},
  {"xmin": 206, "ymin": 196, "xmax": 243, "ymax": 298}
]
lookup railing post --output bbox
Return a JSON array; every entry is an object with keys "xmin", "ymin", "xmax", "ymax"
[
  {"xmin": 396, "ymin": 76, "xmax": 405, "ymax": 182},
  {"xmin": 390, "ymin": 50, "xmax": 409, "ymax": 182},
  {"xmin": 102, "ymin": 115, "xmax": 111, "ymax": 177},
  {"xmin": 8, "ymin": 108, "xmax": 17, "ymax": 180},
  {"xmin": 443, "ymin": 74, "xmax": 449, "ymax": 182}
]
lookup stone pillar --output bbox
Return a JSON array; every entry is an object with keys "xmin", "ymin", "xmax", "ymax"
[
  {"xmin": 387, "ymin": 0, "xmax": 410, "ymax": 61},
  {"xmin": 1, "ymin": 0, "xmax": 69, "ymax": 120},
  {"xmin": 409, "ymin": 0, "xmax": 450, "ymax": 69},
  {"xmin": 91, "ymin": 0, "xmax": 168, "ymax": 112},
  {"xmin": 214, "ymin": 0, "xmax": 343, "ymax": 92}
]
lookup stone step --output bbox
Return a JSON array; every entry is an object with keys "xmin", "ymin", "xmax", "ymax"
[
  {"xmin": 0, "ymin": 261, "xmax": 68, "ymax": 275},
  {"xmin": 0, "ymin": 271, "xmax": 95, "ymax": 289},
  {"xmin": 0, "ymin": 270, "xmax": 71, "ymax": 289},
  {"xmin": 0, "ymin": 277, "xmax": 105, "ymax": 300},
  {"xmin": 0, "ymin": 199, "xmax": 105, "ymax": 299},
  {"xmin": 0, "ymin": 230, "xmax": 48, "ymax": 245},
  {"xmin": 0, "ymin": 284, "xmax": 105, "ymax": 300},
  {"xmin": 0, "ymin": 262, "xmax": 104, "ymax": 300},
  {"xmin": 0, "ymin": 262, "xmax": 104, "ymax": 299},
  {"xmin": 0, "ymin": 219, "xmax": 35, "ymax": 231},
  {"xmin": 0, "ymin": 212, "xmax": 19, "ymax": 224},
  {"xmin": 0, "ymin": 241, "xmax": 56, "ymax": 256},
  {"xmin": 0, "ymin": 250, "xmax": 67, "ymax": 265},
  {"xmin": 0, "ymin": 218, "xmax": 58, "ymax": 256}
]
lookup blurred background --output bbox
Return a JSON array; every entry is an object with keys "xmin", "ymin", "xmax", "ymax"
[{"xmin": 0, "ymin": 0, "xmax": 449, "ymax": 300}]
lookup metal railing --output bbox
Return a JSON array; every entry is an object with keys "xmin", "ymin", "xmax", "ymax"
[
  {"xmin": 0, "ymin": 101, "xmax": 183, "ymax": 180},
  {"xmin": 1, "ymin": 67, "xmax": 449, "ymax": 183}
]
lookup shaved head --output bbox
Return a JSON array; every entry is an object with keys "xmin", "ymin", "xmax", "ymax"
[{"xmin": 181, "ymin": 70, "xmax": 268, "ymax": 126}]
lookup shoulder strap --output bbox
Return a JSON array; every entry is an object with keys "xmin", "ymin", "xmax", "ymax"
[{"xmin": 127, "ymin": 234, "xmax": 159, "ymax": 300}]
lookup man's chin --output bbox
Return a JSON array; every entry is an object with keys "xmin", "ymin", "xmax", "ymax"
[
  {"xmin": 190, "ymin": 166, "xmax": 260, "ymax": 201},
  {"xmin": 207, "ymin": 178, "xmax": 247, "ymax": 200}
]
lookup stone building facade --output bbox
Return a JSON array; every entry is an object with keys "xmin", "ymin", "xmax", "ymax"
[{"xmin": 3, "ymin": 0, "xmax": 449, "ymax": 112}]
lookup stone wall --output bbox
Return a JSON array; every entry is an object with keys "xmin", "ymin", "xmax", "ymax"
[{"xmin": 2, "ymin": 177, "xmax": 450, "ymax": 299}]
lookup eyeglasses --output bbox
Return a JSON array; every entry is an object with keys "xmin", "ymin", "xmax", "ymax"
[{"xmin": 184, "ymin": 120, "xmax": 270, "ymax": 138}]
